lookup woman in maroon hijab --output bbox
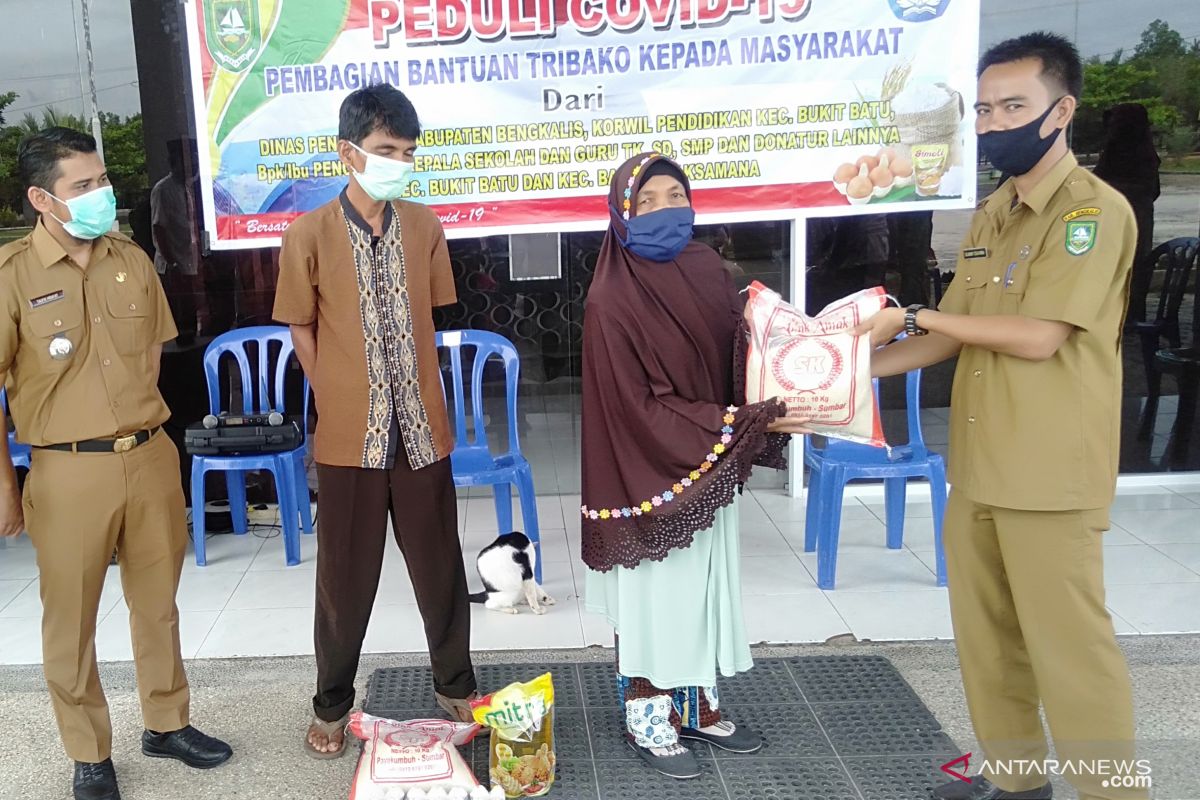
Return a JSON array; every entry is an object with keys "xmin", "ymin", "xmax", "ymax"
[{"xmin": 580, "ymin": 153, "xmax": 806, "ymax": 778}]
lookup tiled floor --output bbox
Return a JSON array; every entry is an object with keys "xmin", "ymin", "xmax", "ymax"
[{"xmin": 3, "ymin": 481, "xmax": 1200, "ymax": 666}]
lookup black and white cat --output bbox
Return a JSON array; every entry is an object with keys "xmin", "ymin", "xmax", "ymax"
[{"xmin": 468, "ymin": 531, "xmax": 555, "ymax": 615}]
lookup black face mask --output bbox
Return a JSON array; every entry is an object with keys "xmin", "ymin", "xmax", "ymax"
[{"xmin": 978, "ymin": 99, "xmax": 1064, "ymax": 177}]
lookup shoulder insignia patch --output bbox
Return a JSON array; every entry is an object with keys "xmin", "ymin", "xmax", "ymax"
[
  {"xmin": 1065, "ymin": 220, "xmax": 1098, "ymax": 256},
  {"xmin": 0, "ymin": 238, "xmax": 32, "ymax": 270},
  {"xmin": 1062, "ymin": 207, "xmax": 1101, "ymax": 223}
]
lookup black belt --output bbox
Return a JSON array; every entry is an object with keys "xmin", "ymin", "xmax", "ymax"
[{"xmin": 36, "ymin": 427, "xmax": 161, "ymax": 454}]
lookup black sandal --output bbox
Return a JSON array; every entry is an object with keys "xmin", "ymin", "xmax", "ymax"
[{"xmin": 680, "ymin": 722, "xmax": 763, "ymax": 754}]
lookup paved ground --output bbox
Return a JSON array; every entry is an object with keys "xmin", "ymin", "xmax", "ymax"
[{"xmin": 2, "ymin": 636, "xmax": 1198, "ymax": 800}]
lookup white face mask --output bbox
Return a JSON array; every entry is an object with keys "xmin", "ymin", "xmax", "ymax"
[{"xmin": 348, "ymin": 142, "xmax": 414, "ymax": 202}]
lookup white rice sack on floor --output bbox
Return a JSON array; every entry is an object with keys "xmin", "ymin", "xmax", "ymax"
[{"xmin": 348, "ymin": 713, "xmax": 481, "ymax": 800}]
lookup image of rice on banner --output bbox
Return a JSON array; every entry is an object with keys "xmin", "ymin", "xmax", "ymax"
[
  {"xmin": 832, "ymin": 62, "xmax": 965, "ymax": 205},
  {"xmin": 471, "ymin": 674, "xmax": 556, "ymax": 798}
]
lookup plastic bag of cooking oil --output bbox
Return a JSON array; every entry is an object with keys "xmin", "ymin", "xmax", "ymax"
[
  {"xmin": 471, "ymin": 673, "xmax": 555, "ymax": 798},
  {"xmin": 745, "ymin": 281, "xmax": 888, "ymax": 448}
]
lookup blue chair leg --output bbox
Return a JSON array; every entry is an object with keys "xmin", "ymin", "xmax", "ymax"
[
  {"xmin": 272, "ymin": 459, "xmax": 302, "ymax": 567},
  {"xmin": 929, "ymin": 460, "xmax": 949, "ymax": 587},
  {"xmin": 515, "ymin": 465, "xmax": 542, "ymax": 584},
  {"xmin": 884, "ymin": 477, "xmax": 907, "ymax": 549},
  {"xmin": 492, "ymin": 482, "xmax": 514, "ymax": 535},
  {"xmin": 190, "ymin": 461, "xmax": 208, "ymax": 566},
  {"xmin": 815, "ymin": 467, "xmax": 847, "ymax": 590},
  {"xmin": 226, "ymin": 470, "xmax": 249, "ymax": 535},
  {"xmin": 804, "ymin": 464, "xmax": 823, "ymax": 553},
  {"xmin": 293, "ymin": 453, "xmax": 313, "ymax": 534}
]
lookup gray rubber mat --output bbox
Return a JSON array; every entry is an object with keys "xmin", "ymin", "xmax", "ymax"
[{"xmin": 363, "ymin": 655, "xmax": 961, "ymax": 799}]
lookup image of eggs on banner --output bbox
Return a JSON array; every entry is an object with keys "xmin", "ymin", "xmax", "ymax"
[{"xmin": 830, "ymin": 64, "xmax": 967, "ymax": 206}]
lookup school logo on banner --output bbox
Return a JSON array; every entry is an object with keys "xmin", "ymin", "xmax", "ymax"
[
  {"xmin": 205, "ymin": 0, "xmax": 261, "ymax": 73},
  {"xmin": 1065, "ymin": 221, "xmax": 1098, "ymax": 256},
  {"xmin": 887, "ymin": 0, "xmax": 951, "ymax": 21}
]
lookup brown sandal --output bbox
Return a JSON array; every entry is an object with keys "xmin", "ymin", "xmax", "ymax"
[
  {"xmin": 304, "ymin": 712, "xmax": 350, "ymax": 759},
  {"xmin": 435, "ymin": 691, "xmax": 480, "ymax": 723}
]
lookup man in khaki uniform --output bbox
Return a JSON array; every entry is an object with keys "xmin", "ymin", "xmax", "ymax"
[
  {"xmin": 855, "ymin": 35, "xmax": 1146, "ymax": 800},
  {"xmin": 0, "ymin": 128, "xmax": 231, "ymax": 800}
]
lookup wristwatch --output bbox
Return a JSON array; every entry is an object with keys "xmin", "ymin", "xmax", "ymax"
[{"xmin": 904, "ymin": 304, "xmax": 929, "ymax": 336}]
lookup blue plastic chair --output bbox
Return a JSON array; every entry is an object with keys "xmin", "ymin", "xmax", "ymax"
[
  {"xmin": 1, "ymin": 388, "xmax": 30, "ymax": 471},
  {"xmin": 803, "ymin": 366, "xmax": 947, "ymax": 590},
  {"xmin": 191, "ymin": 326, "xmax": 312, "ymax": 567},
  {"xmin": 436, "ymin": 330, "xmax": 541, "ymax": 583}
]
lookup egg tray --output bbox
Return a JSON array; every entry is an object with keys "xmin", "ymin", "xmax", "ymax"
[{"xmin": 363, "ymin": 656, "xmax": 963, "ymax": 800}]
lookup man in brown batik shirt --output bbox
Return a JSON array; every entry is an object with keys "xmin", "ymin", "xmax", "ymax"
[{"xmin": 273, "ymin": 85, "xmax": 477, "ymax": 758}]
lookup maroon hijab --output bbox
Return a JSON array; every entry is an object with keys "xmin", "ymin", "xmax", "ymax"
[{"xmin": 580, "ymin": 153, "xmax": 785, "ymax": 572}]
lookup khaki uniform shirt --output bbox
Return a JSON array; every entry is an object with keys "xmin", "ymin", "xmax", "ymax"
[
  {"xmin": 0, "ymin": 221, "xmax": 178, "ymax": 445},
  {"xmin": 272, "ymin": 192, "xmax": 457, "ymax": 470},
  {"xmin": 938, "ymin": 153, "xmax": 1136, "ymax": 510}
]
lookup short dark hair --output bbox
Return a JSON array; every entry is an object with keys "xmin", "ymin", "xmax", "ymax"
[
  {"xmin": 17, "ymin": 127, "xmax": 98, "ymax": 192},
  {"xmin": 338, "ymin": 84, "xmax": 420, "ymax": 144},
  {"xmin": 978, "ymin": 32, "xmax": 1083, "ymax": 100}
]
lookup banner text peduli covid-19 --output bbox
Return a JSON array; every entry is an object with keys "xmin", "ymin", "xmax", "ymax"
[{"xmin": 183, "ymin": 0, "xmax": 980, "ymax": 248}]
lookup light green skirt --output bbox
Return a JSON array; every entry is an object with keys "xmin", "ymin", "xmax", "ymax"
[{"xmin": 585, "ymin": 500, "xmax": 752, "ymax": 688}]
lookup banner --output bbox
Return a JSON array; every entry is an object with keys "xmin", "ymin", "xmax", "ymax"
[{"xmin": 184, "ymin": 0, "xmax": 980, "ymax": 249}]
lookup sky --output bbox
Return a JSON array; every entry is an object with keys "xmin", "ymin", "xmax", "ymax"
[{"xmin": 0, "ymin": 0, "xmax": 1197, "ymax": 121}]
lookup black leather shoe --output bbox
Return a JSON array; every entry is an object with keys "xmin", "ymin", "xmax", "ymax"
[
  {"xmin": 74, "ymin": 758, "xmax": 121, "ymax": 800},
  {"xmin": 142, "ymin": 725, "xmax": 233, "ymax": 769},
  {"xmin": 933, "ymin": 775, "xmax": 1052, "ymax": 800}
]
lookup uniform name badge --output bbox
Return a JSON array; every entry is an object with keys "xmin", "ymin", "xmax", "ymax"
[{"xmin": 48, "ymin": 334, "xmax": 74, "ymax": 361}]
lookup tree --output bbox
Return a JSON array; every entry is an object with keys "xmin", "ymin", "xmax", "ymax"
[
  {"xmin": 1134, "ymin": 20, "xmax": 1188, "ymax": 61},
  {"xmin": 0, "ymin": 107, "xmax": 147, "ymax": 215},
  {"xmin": 0, "ymin": 92, "xmax": 16, "ymax": 127},
  {"xmin": 100, "ymin": 112, "xmax": 148, "ymax": 208},
  {"xmin": 17, "ymin": 108, "xmax": 86, "ymax": 136},
  {"xmin": 1128, "ymin": 20, "xmax": 1200, "ymax": 132},
  {"xmin": 1072, "ymin": 21, "xmax": 1200, "ymax": 157},
  {"xmin": 0, "ymin": 124, "xmax": 28, "ymax": 221},
  {"xmin": 1080, "ymin": 60, "xmax": 1179, "ymax": 130},
  {"xmin": 1075, "ymin": 60, "xmax": 1177, "ymax": 155}
]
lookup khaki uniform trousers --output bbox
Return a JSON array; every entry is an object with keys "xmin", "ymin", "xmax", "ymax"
[
  {"xmin": 23, "ymin": 431, "xmax": 190, "ymax": 762},
  {"xmin": 945, "ymin": 491, "xmax": 1147, "ymax": 800}
]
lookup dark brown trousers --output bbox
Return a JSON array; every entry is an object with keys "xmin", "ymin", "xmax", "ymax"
[{"xmin": 312, "ymin": 455, "xmax": 475, "ymax": 722}]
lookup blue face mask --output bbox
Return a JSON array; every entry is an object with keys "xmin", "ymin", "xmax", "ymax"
[
  {"xmin": 622, "ymin": 206, "xmax": 695, "ymax": 262},
  {"xmin": 46, "ymin": 185, "xmax": 117, "ymax": 240}
]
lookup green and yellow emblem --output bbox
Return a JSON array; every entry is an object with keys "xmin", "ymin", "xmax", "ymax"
[
  {"xmin": 205, "ymin": 0, "xmax": 261, "ymax": 73},
  {"xmin": 1065, "ymin": 220, "xmax": 1097, "ymax": 256}
]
